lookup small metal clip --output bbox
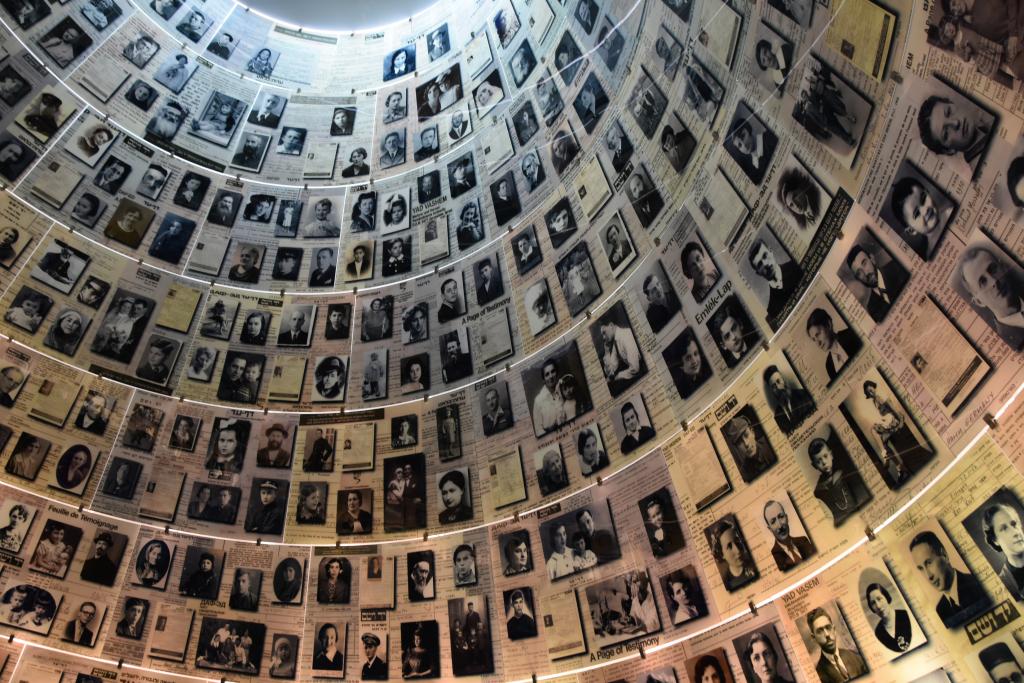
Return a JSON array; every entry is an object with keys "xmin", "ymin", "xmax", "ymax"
[
  {"xmin": 7, "ymin": 632, "xmax": 13, "ymax": 643},
  {"xmin": 423, "ymin": 531, "xmax": 429, "ymax": 541},
  {"xmin": 585, "ymin": 310, "xmax": 592, "ymax": 318},
  {"xmin": 749, "ymin": 600, "xmax": 758, "ymax": 616},
  {"xmin": 179, "ymin": 395, "xmax": 185, "ymax": 403},
  {"xmin": 256, "ymin": 538, "xmax": 262, "ymax": 546},
  {"xmin": 761, "ymin": 339, "xmax": 770, "ymax": 352},
  {"xmin": 984, "ymin": 413, "xmax": 999, "ymax": 430},
  {"xmin": 680, "ymin": 420, "xmax": 688, "ymax": 431},
  {"xmin": 653, "ymin": 237, "xmax": 660, "ymax": 247},
  {"xmin": 280, "ymin": 289, "xmax": 285, "ymax": 297},
  {"xmin": 263, "ymin": 406, "xmax": 269, "ymax": 415},
  {"xmin": 596, "ymin": 476, "xmax": 604, "ymax": 486},
  {"xmin": 164, "ymin": 525, "xmax": 170, "ymax": 534},
  {"xmin": 423, "ymin": 394, "xmax": 429, "ymax": 402},
  {"xmin": 865, "ymin": 526, "xmax": 876, "ymax": 542},
  {"xmin": 137, "ymin": 257, "xmax": 143, "ymax": 265},
  {"xmin": 513, "ymin": 510, "xmax": 520, "ymax": 522},
  {"xmin": 304, "ymin": 184, "xmax": 309, "ymax": 191},
  {"xmin": 336, "ymin": 540, "xmax": 341, "ymax": 548},
  {"xmin": 504, "ymin": 363, "xmax": 511, "ymax": 373},
  {"xmin": 638, "ymin": 644, "xmax": 646, "ymax": 659},
  {"xmin": 531, "ymin": 675, "xmax": 537, "ymax": 683},
  {"xmin": 117, "ymin": 659, "xmax": 124, "ymax": 669},
  {"xmin": 77, "ymin": 504, "xmax": 84, "ymax": 513}
]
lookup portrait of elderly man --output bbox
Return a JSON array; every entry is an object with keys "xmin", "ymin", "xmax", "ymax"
[
  {"xmin": 954, "ymin": 239, "xmax": 1024, "ymax": 349},
  {"xmin": 722, "ymin": 408, "xmax": 777, "ymax": 482},
  {"xmin": 909, "ymin": 528, "xmax": 989, "ymax": 628},
  {"xmin": 763, "ymin": 499, "xmax": 815, "ymax": 571},
  {"xmin": 763, "ymin": 364, "xmax": 815, "ymax": 434},
  {"xmin": 748, "ymin": 235, "xmax": 803, "ymax": 321},
  {"xmin": 979, "ymin": 642, "xmax": 1024, "ymax": 683}
]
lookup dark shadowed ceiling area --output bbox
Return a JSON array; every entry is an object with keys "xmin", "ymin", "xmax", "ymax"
[{"xmin": 241, "ymin": 0, "xmax": 440, "ymax": 31}]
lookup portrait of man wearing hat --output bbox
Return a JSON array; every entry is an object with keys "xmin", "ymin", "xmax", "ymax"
[
  {"xmin": 722, "ymin": 408, "xmax": 777, "ymax": 483},
  {"xmin": 257, "ymin": 423, "xmax": 292, "ymax": 468},
  {"xmin": 980, "ymin": 642, "xmax": 1024, "ymax": 682},
  {"xmin": 79, "ymin": 530, "xmax": 120, "ymax": 586},
  {"xmin": 361, "ymin": 632, "xmax": 387, "ymax": 679},
  {"xmin": 244, "ymin": 479, "xmax": 287, "ymax": 535}
]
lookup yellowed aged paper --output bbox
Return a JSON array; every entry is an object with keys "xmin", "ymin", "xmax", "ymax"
[{"xmin": 824, "ymin": 0, "xmax": 896, "ymax": 81}]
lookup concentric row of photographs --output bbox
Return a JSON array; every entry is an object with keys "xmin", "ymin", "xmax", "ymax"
[{"xmin": 0, "ymin": 0, "xmax": 1020, "ymax": 677}]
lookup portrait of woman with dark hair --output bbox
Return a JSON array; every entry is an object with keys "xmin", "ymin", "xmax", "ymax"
[
  {"xmin": 313, "ymin": 622, "xmax": 344, "ymax": 669},
  {"xmin": 706, "ymin": 515, "xmax": 758, "ymax": 592},
  {"xmin": 273, "ymin": 558, "xmax": 303, "ymax": 603},
  {"xmin": 500, "ymin": 530, "xmax": 532, "ymax": 576},
  {"xmin": 296, "ymin": 483, "xmax": 326, "ymax": 525},
  {"xmin": 576, "ymin": 426, "xmax": 608, "ymax": 476},
  {"xmin": 438, "ymin": 469, "xmax": 472, "ymax": 524},
  {"xmin": 805, "ymin": 306, "xmax": 862, "ymax": 383},
  {"xmin": 313, "ymin": 356, "xmax": 346, "ymax": 401},
  {"xmin": 865, "ymin": 582, "xmax": 912, "ymax": 653},
  {"xmin": 239, "ymin": 311, "xmax": 269, "ymax": 345},
  {"xmin": 54, "ymin": 444, "xmax": 92, "ymax": 490},
  {"xmin": 661, "ymin": 567, "xmax": 707, "ymax": 625},
  {"xmin": 776, "ymin": 165, "xmax": 822, "ymax": 230},
  {"xmin": 741, "ymin": 630, "xmax": 795, "ymax": 683},
  {"xmin": 663, "ymin": 327, "xmax": 713, "ymax": 399}
]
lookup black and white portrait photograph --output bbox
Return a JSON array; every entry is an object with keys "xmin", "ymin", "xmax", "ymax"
[
  {"xmin": 553, "ymin": 30, "xmax": 583, "ymax": 85},
  {"xmin": 29, "ymin": 518, "xmax": 82, "ymax": 578},
  {"xmin": 751, "ymin": 21, "xmax": 793, "ymax": 96},
  {"xmin": 406, "ymin": 550, "xmax": 435, "ymax": 602},
  {"xmin": 0, "ymin": 583, "xmax": 62, "ymax": 635},
  {"xmin": 478, "ymin": 379, "xmax": 513, "ymax": 436},
  {"xmin": 383, "ymin": 452, "xmax": 427, "ymax": 532},
  {"xmin": 948, "ymin": 233, "xmax": 1024, "ymax": 351},
  {"xmin": 435, "ymin": 404, "xmax": 462, "ymax": 462},
  {"xmin": 316, "ymin": 556, "xmax": 353, "ymax": 605},
  {"xmin": 773, "ymin": 153, "xmax": 831, "ymax": 235},
  {"xmin": 704, "ymin": 514, "xmax": 758, "ymax": 592},
  {"xmin": 269, "ymin": 633, "xmax": 300, "ymax": 678},
  {"xmin": 625, "ymin": 164, "xmax": 665, "ymax": 228},
  {"xmin": 380, "ymin": 191, "xmax": 410, "ymax": 236},
  {"xmin": 194, "ymin": 616, "xmax": 264, "ymax": 674},
  {"xmin": 417, "ymin": 171, "xmax": 442, "ymax": 205},
  {"xmin": 913, "ymin": 75, "xmax": 997, "ymax": 180},
  {"xmin": 556, "ymin": 242, "xmax": 602, "ymax": 317},
  {"xmin": 906, "ymin": 520, "xmax": 991, "ymax": 629},
  {"xmin": 400, "ymin": 620, "xmax": 440, "ymax": 678},
  {"xmin": 133, "ymin": 538, "xmax": 174, "ymax": 589},
  {"xmin": 596, "ymin": 16, "xmax": 626, "ymax": 70},
  {"xmin": 880, "ymin": 158, "xmax": 956, "ymax": 260},
  {"xmin": 102, "ymin": 457, "xmax": 141, "ymax": 499},
  {"xmin": 449, "ymin": 596, "xmax": 494, "ymax": 675},
  {"xmin": 243, "ymin": 193, "xmax": 276, "ymax": 223},
  {"xmin": 583, "ymin": 569, "xmax": 661, "ymax": 648},
  {"xmin": 277, "ymin": 303, "xmax": 315, "ymax": 347},
  {"xmin": 206, "ymin": 30, "xmax": 238, "ymax": 60},
  {"xmin": 31, "ymin": 240, "xmax": 88, "ymax": 295},
  {"xmin": 360, "ymin": 295, "xmax": 394, "ymax": 342},
  {"xmin": 504, "ymin": 588, "xmax": 537, "ymax": 640},
  {"xmin": 640, "ymin": 486, "xmax": 685, "ymax": 557},
  {"xmin": 724, "ymin": 101, "xmax": 779, "ymax": 185},
  {"xmin": 230, "ymin": 132, "xmax": 271, "ymax": 173},
  {"xmin": 760, "ymin": 493, "xmax": 815, "ymax": 572},
  {"xmin": 133, "ymin": 334, "xmax": 181, "ymax": 386},
  {"xmin": 660, "ymin": 566, "xmax": 707, "ymax": 626},
  {"xmin": 361, "ymin": 349, "xmax": 388, "ymax": 400},
  {"xmin": 550, "ymin": 126, "xmax": 580, "ymax": 177},
  {"xmin": 53, "ymin": 443, "xmax": 98, "ymax": 495},
  {"xmin": 329, "ymin": 105, "xmax": 354, "ymax": 136},
  {"xmin": 147, "ymin": 214, "xmax": 195, "ymax": 265},
  {"xmin": 228, "ymin": 568, "xmax": 262, "ymax": 611},
  {"xmin": 803, "ymin": 424, "xmax": 872, "ymax": 526},
  {"xmin": 89, "ymin": 288, "xmax": 155, "ymax": 362},
  {"xmin": 498, "ymin": 528, "xmax": 532, "ymax": 576},
  {"xmin": 186, "ymin": 483, "xmax": 241, "ymax": 525},
  {"xmin": 707, "ymin": 295, "xmax": 761, "ymax": 368},
  {"xmin": 276, "ymin": 126, "xmax": 306, "ymax": 156},
  {"xmin": 963, "ymin": 488, "xmax": 1024, "ymax": 604},
  {"xmin": 384, "ymin": 44, "xmax": 415, "ymax": 81},
  {"xmin": 0, "ymin": 500, "xmax": 37, "ymax": 553},
  {"xmin": 447, "ymin": 151, "xmax": 477, "ymax": 198},
  {"xmin": 93, "ymin": 155, "xmax": 131, "ymax": 195},
  {"xmin": 732, "ymin": 625, "xmax": 796, "ymax": 683},
  {"xmin": 801, "ymin": 295, "xmax": 863, "ymax": 387},
  {"xmin": 493, "ymin": 0, "xmax": 520, "ymax": 46},
  {"xmin": 638, "ymin": 259, "xmax": 681, "ymax": 334},
  {"xmin": 427, "ymin": 23, "xmax": 450, "ymax": 60},
  {"xmin": 311, "ymin": 621, "xmax": 346, "ymax": 672},
  {"xmin": 534, "ymin": 446, "xmax": 569, "ymax": 496},
  {"xmin": 62, "ymin": 599, "xmax": 105, "ymax": 647},
  {"xmin": 524, "ymin": 278, "xmax": 557, "ymax": 336},
  {"xmin": 720, "ymin": 404, "xmax": 778, "ymax": 483},
  {"xmin": 333, "ymin": 488, "xmax": 371, "ymax": 536},
  {"xmin": 246, "ymin": 46, "xmax": 279, "ymax": 77},
  {"xmin": 103, "ymin": 198, "xmax": 155, "ymax": 249},
  {"xmin": 611, "ymin": 394, "xmax": 656, "ymax": 455},
  {"xmin": 628, "ymin": 69, "xmax": 668, "ymax": 138},
  {"xmin": 523, "ymin": 341, "xmax": 593, "ymax": 437},
  {"xmin": 379, "ymin": 129, "xmax": 406, "ymax": 169},
  {"xmin": 244, "ymin": 479, "xmax": 287, "ymax": 535},
  {"xmin": 69, "ymin": 123, "xmax": 117, "ymax": 168},
  {"xmin": 69, "ymin": 193, "xmax": 105, "ymax": 229},
  {"xmin": 573, "ymin": 71, "xmax": 609, "ymax": 135},
  {"xmin": 472, "ymin": 255, "xmax": 504, "ymax": 305},
  {"xmin": 796, "ymin": 601, "xmax": 868, "ymax": 682},
  {"xmin": 679, "ymin": 232, "xmax": 722, "ymax": 304},
  {"xmin": 792, "ymin": 56, "xmax": 874, "ymax": 168},
  {"xmin": 296, "ymin": 481, "xmax": 328, "ymax": 524},
  {"xmin": 226, "ymin": 242, "xmax": 264, "ymax": 284},
  {"xmin": 0, "ymin": 65, "xmax": 31, "ymax": 106},
  {"xmin": 840, "ymin": 367, "xmax": 934, "ymax": 489},
  {"xmin": 660, "ymin": 111, "xmax": 697, "ymax": 175},
  {"xmin": 599, "ymin": 212, "xmax": 636, "ymax": 278},
  {"xmin": 590, "ymin": 300, "xmax": 646, "ymax": 397},
  {"xmin": 452, "ymin": 543, "xmax": 477, "ymax": 586},
  {"xmin": 120, "ymin": 403, "xmax": 163, "ymax": 452},
  {"xmin": 391, "ymin": 414, "xmax": 419, "ymax": 450},
  {"xmin": 144, "ymin": 100, "xmax": 189, "ymax": 144},
  {"xmin": 272, "ymin": 557, "xmax": 304, "ymax": 604},
  {"xmin": 16, "ymin": 87, "xmax": 76, "ymax": 144},
  {"xmin": 312, "ymin": 355, "xmax": 347, "ymax": 403},
  {"xmin": 124, "ymin": 79, "xmax": 158, "ymax": 111},
  {"xmin": 490, "ymin": 171, "xmax": 521, "ymax": 226},
  {"xmin": 539, "ymin": 501, "xmax": 620, "ymax": 580},
  {"xmin": 857, "ymin": 564, "xmax": 923, "ymax": 658},
  {"xmin": 762, "ymin": 355, "xmax": 816, "ymax": 435},
  {"xmin": 189, "ymin": 91, "xmax": 246, "ymax": 148}
]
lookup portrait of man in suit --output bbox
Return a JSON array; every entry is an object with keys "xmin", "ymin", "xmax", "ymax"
[
  {"xmin": 63, "ymin": 601, "xmax": 97, "ymax": 645},
  {"xmin": 843, "ymin": 237, "xmax": 910, "ymax": 323},
  {"xmin": 909, "ymin": 529, "xmax": 990, "ymax": 628},
  {"xmin": 277, "ymin": 307, "xmax": 312, "ymax": 346},
  {"xmin": 763, "ymin": 364, "xmax": 815, "ymax": 434},
  {"xmin": 763, "ymin": 499, "xmax": 815, "ymax": 571},
  {"xmin": 805, "ymin": 606, "xmax": 868, "ymax": 683},
  {"xmin": 721, "ymin": 409, "xmax": 777, "ymax": 483},
  {"xmin": 748, "ymin": 236, "xmax": 802, "ymax": 322},
  {"xmin": 954, "ymin": 240, "xmax": 1024, "ymax": 350}
]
